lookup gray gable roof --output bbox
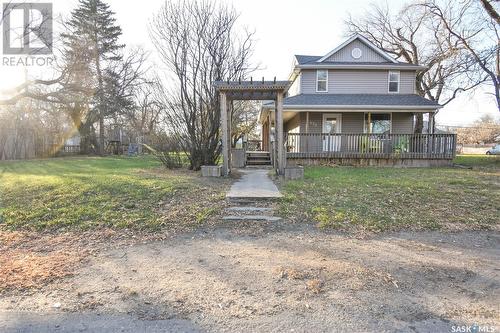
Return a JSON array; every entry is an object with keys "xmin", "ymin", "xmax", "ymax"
[
  {"xmin": 295, "ymin": 55, "xmax": 418, "ymax": 67},
  {"xmin": 294, "ymin": 35, "xmax": 426, "ymax": 70},
  {"xmin": 264, "ymin": 94, "xmax": 440, "ymax": 109},
  {"xmin": 295, "ymin": 55, "xmax": 322, "ymax": 64}
]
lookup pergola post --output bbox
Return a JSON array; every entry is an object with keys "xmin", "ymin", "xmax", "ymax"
[
  {"xmin": 220, "ymin": 92, "xmax": 229, "ymax": 176},
  {"xmin": 276, "ymin": 92, "xmax": 285, "ymax": 175},
  {"xmin": 227, "ymin": 99, "xmax": 232, "ymax": 170}
]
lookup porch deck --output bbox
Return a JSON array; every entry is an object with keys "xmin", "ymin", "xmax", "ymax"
[{"xmin": 286, "ymin": 133, "xmax": 456, "ymax": 160}]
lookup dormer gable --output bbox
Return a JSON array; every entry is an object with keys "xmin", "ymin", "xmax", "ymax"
[{"xmin": 318, "ymin": 34, "xmax": 397, "ymax": 63}]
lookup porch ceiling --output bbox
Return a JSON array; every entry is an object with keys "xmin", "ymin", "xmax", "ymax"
[{"xmin": 259, "ymin": 111, "xmax": 300, "ymax": 124}]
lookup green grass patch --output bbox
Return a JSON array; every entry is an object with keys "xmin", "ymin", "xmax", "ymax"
[
  {"xmin": 279, "ymin": 155, "xmax": 499, "ymax": 232},
  {"xmin": 453, "ymin": 154, "xmax": 500, "ymax": 168},
  {"xmin": 0, "ymin": 156, "xmax": 223, "ymax": 231}
]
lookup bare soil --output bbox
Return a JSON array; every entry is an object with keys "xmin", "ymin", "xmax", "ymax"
[{"xmin": 0, "ymin": 221, "xmax": 498, "ymax": 332}]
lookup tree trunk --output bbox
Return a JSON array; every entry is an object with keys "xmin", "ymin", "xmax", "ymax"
[
  {"xmin": 94, "ymin": 31, "xmax": 105, "ymax": 156},
  {"xmin": 414, "ymin": 113, "xmax": 424, "ymax": 134},
  {"xmin": 78, "ymin": 122, "xmax": 92, "ymax": 154}
]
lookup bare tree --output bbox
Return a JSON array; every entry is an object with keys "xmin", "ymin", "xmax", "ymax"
[
  {"xmin": 480, "ymin": 0, "xmax": 500, "ymax": 25},
  {"xmin": 231, "ymin": 101, "xmax": 260, "ymax": 146},
  {"xmin": 150, "ymin": 0, "xmax": 255, "ymax": 170},
  {"xmin": 456, "ymin": 115, "xmax": 500, "ymax": 144},
  {"xmin": 345, "ymin": 1, "xmax": 488, "ymax": 132},
  {"xmin": 124, "ymin": 81, "xmax": 164, "ymax": 136},
  {"xmin": 422, "ymin": 0, "xmax": 500, "ymax": 112}
]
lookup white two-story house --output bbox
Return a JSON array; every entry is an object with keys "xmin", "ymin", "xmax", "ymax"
[{"xmin": 259, "ymin": 34, "xmax": 455, "ymax": 166}]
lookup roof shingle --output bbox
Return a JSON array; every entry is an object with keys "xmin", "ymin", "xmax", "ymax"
[{"xmin": 265, "ymin": 94, "xmax": 440, "ymax": 108}]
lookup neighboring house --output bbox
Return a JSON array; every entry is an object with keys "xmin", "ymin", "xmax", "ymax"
[{"xmin": 259, "ymin": 34, "xmax": 456, "ymax": 166}]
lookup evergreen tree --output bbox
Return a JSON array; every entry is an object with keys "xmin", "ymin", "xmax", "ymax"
[{"xmin": 62, "ymin": 0, "xmax": 123, "ymax": 155}]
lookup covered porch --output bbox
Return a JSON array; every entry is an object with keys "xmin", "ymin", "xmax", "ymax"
[{"xmin": 260, "ymin": 107, "xmax": 456, "ymax": 166}]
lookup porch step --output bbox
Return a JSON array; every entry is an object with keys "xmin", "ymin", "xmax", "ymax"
[
  {"xmin": 247, "ymin": 160, "xmax": 271, "ymax": 166},
  {"xmin": 247, "ymin": 151, "xmax": 270, "ymax": 156},
  {"xmin": 246, "ymin": 151, "xmax": 271, "ymax": 166}
]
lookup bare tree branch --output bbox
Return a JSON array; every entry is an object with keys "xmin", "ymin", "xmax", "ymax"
[{"xmin": 149, "ymin": 0, "xmax": 256, "ymax": 170}]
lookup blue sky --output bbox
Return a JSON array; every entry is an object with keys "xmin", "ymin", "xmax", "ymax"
[{"xmin": 1, "ymin": 0, "xmax": 498, "ymax": 125}]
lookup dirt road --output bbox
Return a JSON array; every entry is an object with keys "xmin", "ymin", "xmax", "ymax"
[{"xmin": 1, "ymin": 222, "xmax": 499, "ymax": 332}]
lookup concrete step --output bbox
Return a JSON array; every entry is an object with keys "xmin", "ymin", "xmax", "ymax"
[
  {"xmin": 222, "ymin": 215, "xmax": 282, "ymax": 222},
  {"xmin": 226, "ymin": 206, "xmax": 273, "ymax": 213},
  {"xmin": 226, "ymin": 198, "xmax": 275, "ymax": 205},
  {"xmin": 245, "ymin": 165, "xmax": 273, "ymax": 170}
]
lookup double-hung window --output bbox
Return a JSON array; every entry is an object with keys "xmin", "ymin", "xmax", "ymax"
[
  {"xmin": 316, "ymin": 70, "xmax": 328, "ymax": 92},
  {"xmin": 388, "ymin": 71, "xmax": 400, "ymax": 93}
]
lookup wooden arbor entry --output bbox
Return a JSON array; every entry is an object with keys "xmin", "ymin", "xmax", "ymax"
[{"xmin": 214, "ymin": 80, "xmax": 291, "ymax": 176}]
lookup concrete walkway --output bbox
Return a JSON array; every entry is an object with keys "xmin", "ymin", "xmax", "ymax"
[{"xmin": 226, "ymin": 169, "xmax": 282, "ymax": 199}]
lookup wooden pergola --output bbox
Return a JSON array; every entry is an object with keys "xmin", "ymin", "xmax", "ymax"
[{"xmin": 214, "ymin": 80, "xmax": 291, "ymax": 176}]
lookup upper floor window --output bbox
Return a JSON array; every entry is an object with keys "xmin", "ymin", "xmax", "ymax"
[
  {"xmin": 388, "ymin": 71, "xmax": 400, "ymax": 93},
  {"xmin": 316, "ymin": 70, "xmax": 328, "ymax": 92}
]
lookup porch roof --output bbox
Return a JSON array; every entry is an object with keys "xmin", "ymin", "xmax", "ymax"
[{"xmin": 263, "ymin": 94, "xmax": 441, "ymax": 110}]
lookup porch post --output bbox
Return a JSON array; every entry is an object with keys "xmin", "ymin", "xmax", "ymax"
[
  {"xmin": 268, "ymin": 113, "xmax": 275, "ymax": 168},
  {"xmin": 227, "ymin": 99, "xmax": 232, "ymax": 169},
  {"xmin": 427, "ymin": 111, "xmax": 435, "ymax": 158},
  {"xmin": 220, "ymin": 92, "xmax": 229, "ymax": 176},
  {"xmin": 276, "ymin": 92, "xmax": 285, "ymax": 175},
  {"xmin": 268, "ymin": 114, "xmax": 272, "ymax": 152}
]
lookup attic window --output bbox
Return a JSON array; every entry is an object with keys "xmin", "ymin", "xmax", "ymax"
[
  {"xmin": 316, "ymin": 70, "xmax": 328, "ymax": 92},
  {"xmin": 351, "ymin": 48, "xmax": 362, "ymax": 59},
  {"xmin": 388, "ymin": 71, "xmax": 400, "ymax": 93}
]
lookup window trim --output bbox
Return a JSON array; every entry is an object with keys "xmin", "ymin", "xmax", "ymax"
[
  {"xmin": 388, "ymin": 70, "xmax": 400, "ymax": 93},
  {"xmin": 364, "ymin": 112, "xmax": 392, "ymax": 134},
  {"xmin": 322, "ymin": 113, "xmax": 343, "ymax": 133},
  {"xmin": 316, "ymin": 69, "xmax": 328, "ymax": 93}
]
